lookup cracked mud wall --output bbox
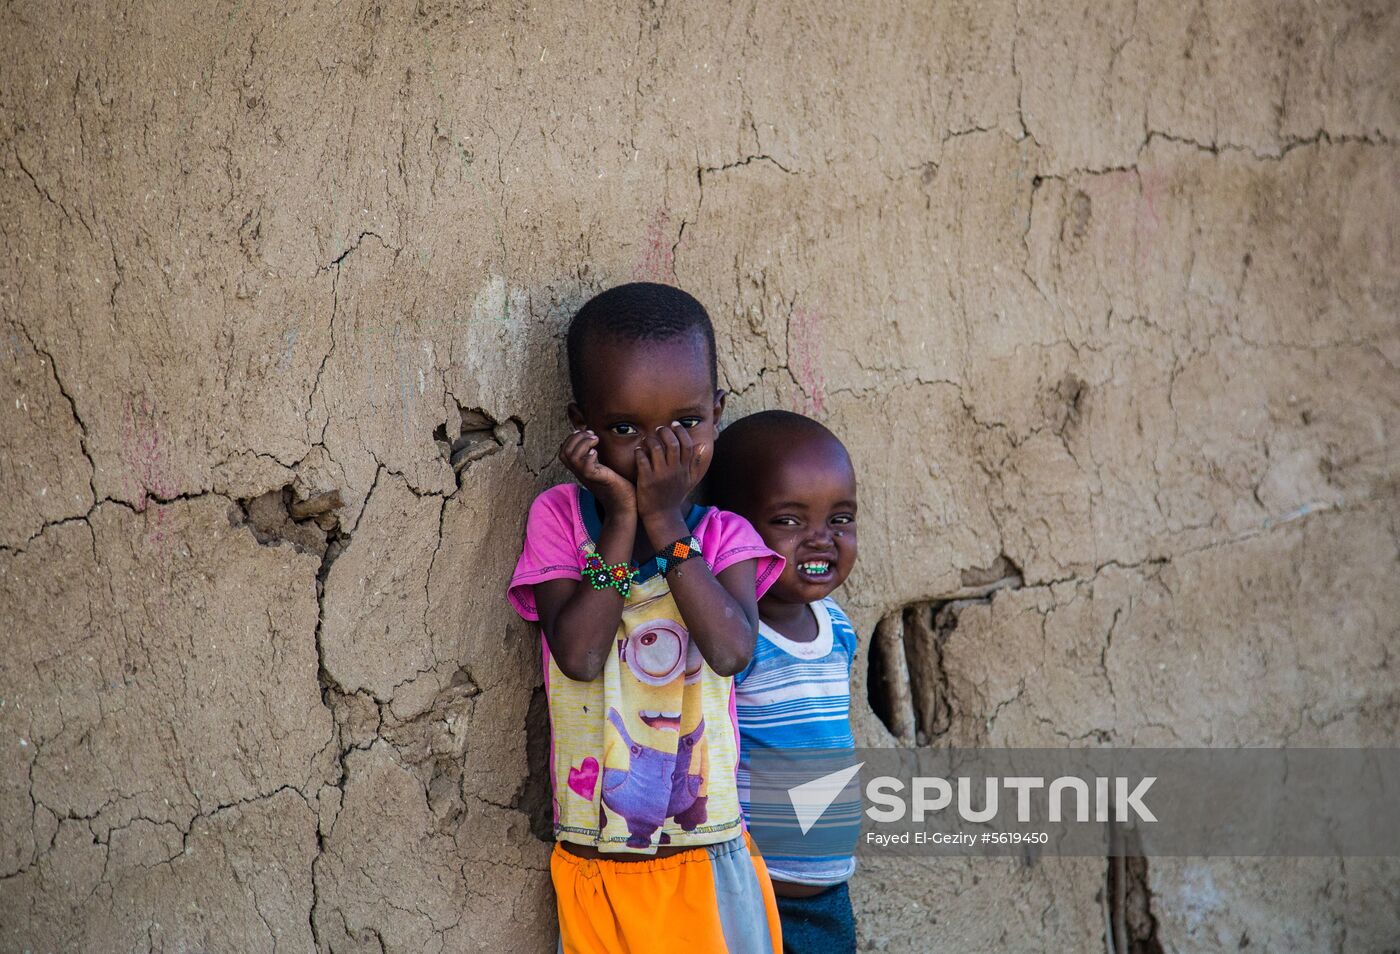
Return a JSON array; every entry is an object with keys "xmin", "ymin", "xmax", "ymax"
[{"xmin": 1, "ymin": 2, "xmax": 1396, "ymax": 951}]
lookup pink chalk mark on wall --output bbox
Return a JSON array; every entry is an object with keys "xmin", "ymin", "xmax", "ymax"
[
  {"xmin": 121, "ymin": 395, "xmax": 178, "ymax": 554},
  {"xmin": 789, "ymin": 307, "xmax": 826, "ymax": 416},
  {"xmin": 1094, "ymin": 167, "xmax": 1165, "ymax": 267},
  {"xmin": 1134, "ymin": 166, "xmax": 1165, "ymax": 267},
  {"xmin": 633, "ymin": 211, "xmax": 676, "ymax": 282}
]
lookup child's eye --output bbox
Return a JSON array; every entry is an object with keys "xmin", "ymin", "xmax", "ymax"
[
  {"xmin": 831, "ymin": 514, "xmax": 855, "ymax": 525},
  {"xmin": 609, "ymin": 424, "xmax": 639, "ymax": 436},
  {"xmin": 678, "ymin": 417, "xmax": 703, "ymax": 429},
  {"xmin": 772, "ymin": 516, "xmax": 800, "ymax": 527}
]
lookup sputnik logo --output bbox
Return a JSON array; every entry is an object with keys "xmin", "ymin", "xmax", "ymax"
[{"xmin": 787, "ymin": 762, "xmax": 864, "ymax": 834}]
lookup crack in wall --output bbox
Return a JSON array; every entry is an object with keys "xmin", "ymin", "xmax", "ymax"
[
  {"xmin": 13, "ymin": 319, "xmax": 97, "ymax": 502},
  {"xmin": 304, "ymin": 463, "xmax": 378, "ymax": 950},
  {"xmin": 319, "ymin": 229, "xmax": 388, "ymax": 273},
  {"xmin": 1139, "ymin": 127, "xmax": 1394, "ymax": 164},
  {"xmin": 229, "ymin": 484, "xmax": 345, "ymax": 557},
  {"xmin": 1103, "ymin": 823, "xmax": 1164, "ymax": 954},
  {"xmin": 2, "ymin": 490, "xmax": 227, "ymax": 556},
  {"xmin": 868, "ymin": 556, "xmax": 1026, "ymax": 744},
  {"xmin": 432, "ymin": 403, "xmax": 523, "ymax": 486}
]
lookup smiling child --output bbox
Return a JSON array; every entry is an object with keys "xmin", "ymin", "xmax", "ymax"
[{"xmin": 709, "ymin": 410, "xmax": 861, "ymax": 953}]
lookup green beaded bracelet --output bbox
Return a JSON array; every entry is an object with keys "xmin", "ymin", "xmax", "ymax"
[{"xmin": 582, "ymin": 552, "xmax": 639, "ymax": 598}]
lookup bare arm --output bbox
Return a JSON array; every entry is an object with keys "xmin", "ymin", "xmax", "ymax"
[
  {"xmin": 637, "ymin": 425, "xmax": 760, "ymax": 676},
  {"xmin": 534, "ymin": 430, "xmax": 638, "ymax": 682}
]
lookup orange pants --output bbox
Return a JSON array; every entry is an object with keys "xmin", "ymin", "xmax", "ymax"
[{"xmin": 551, "ymin": 831, "xmax": 783, "ymax": 953}]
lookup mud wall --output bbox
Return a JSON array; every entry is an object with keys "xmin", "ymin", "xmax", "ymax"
[{"xmin": 2, "ymin": 2, "xmax": 1397, "ymax": 951}]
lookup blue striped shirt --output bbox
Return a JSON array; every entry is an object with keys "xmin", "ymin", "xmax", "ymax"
[{"xmin": 736, "ymin": 597, "xmax": 858, "ymax": 885}]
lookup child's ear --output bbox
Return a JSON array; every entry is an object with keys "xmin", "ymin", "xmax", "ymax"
[
  {"xmin": 712, "ymin": 389, "xmax": 727, "ymax": 422},
  {"xmin": 567, "ymin": 403, "xmax": 587, "ymax": 431}
]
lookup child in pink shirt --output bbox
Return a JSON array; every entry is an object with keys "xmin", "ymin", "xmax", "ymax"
[{"xmin": 507, "ymin": 282, "xmax": 785, "ymax": 953}]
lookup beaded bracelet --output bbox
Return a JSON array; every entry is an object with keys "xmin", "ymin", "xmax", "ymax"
[
  {"xmin": 654, "ymin": 535, "xmax": 703, "ymax": 577},
  {"xmin": 582, "ymin": 553, "xmax": 639, "ymax": 599}
]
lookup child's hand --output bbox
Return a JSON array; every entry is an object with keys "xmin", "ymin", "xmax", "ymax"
[
  {"xmin": 560, "ymin": 430, "xmax": 636, "ymax": 515},
  {"xmin": 635, "ymin": 423, "xmax": 707, "ymax": 522}
]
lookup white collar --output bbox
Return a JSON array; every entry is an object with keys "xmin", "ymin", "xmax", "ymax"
[{"xmin": 758, "ymin": 599, "xmax": 834, "ymax": 659}]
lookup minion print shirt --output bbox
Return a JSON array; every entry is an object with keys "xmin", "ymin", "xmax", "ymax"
[{"xmin": 508, "ymin": 484, "xmax": 784, "ymax": 854}]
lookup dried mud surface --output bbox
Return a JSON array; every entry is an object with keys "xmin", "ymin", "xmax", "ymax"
[{"xmin": 2, "ymin": 2, "xmax": 1397, "ymax": 951}]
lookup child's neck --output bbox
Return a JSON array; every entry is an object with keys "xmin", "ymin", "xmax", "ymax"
[
  {"xmin": 592, "ymin": 495, "xmax": 687, "ymax": 565},
  {"xmin": 759, "ymin": 597, "xmax": 819, "ymax": 643},
  {"xmin": 630, "ymin": 521, "xmax": 655, "ymax": 564}
]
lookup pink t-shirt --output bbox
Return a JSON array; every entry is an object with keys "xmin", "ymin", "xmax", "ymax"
[
  {"xmin": 507, "ymin": 483, "xmax": 783, "ymax": 619},
  {"xmin": 507, "ymin": 483, "xmax": 784, "ymax": 853}
]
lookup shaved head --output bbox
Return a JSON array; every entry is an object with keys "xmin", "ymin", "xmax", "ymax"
[
  {"xmin": 710, "ymin": 409, "xmax": 858, "ymax": 609},
  {"xmin": 566, "ymin": 282, "xmax": 717, "ymax": 407},
  {"xmin": 708, "ymin": 410, "xmax": 852, "ymax": 513}
]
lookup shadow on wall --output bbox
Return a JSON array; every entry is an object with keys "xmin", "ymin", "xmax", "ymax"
[{"xmin": 519, "ymin": 685, "xmax": 555, "ymax": 842}]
